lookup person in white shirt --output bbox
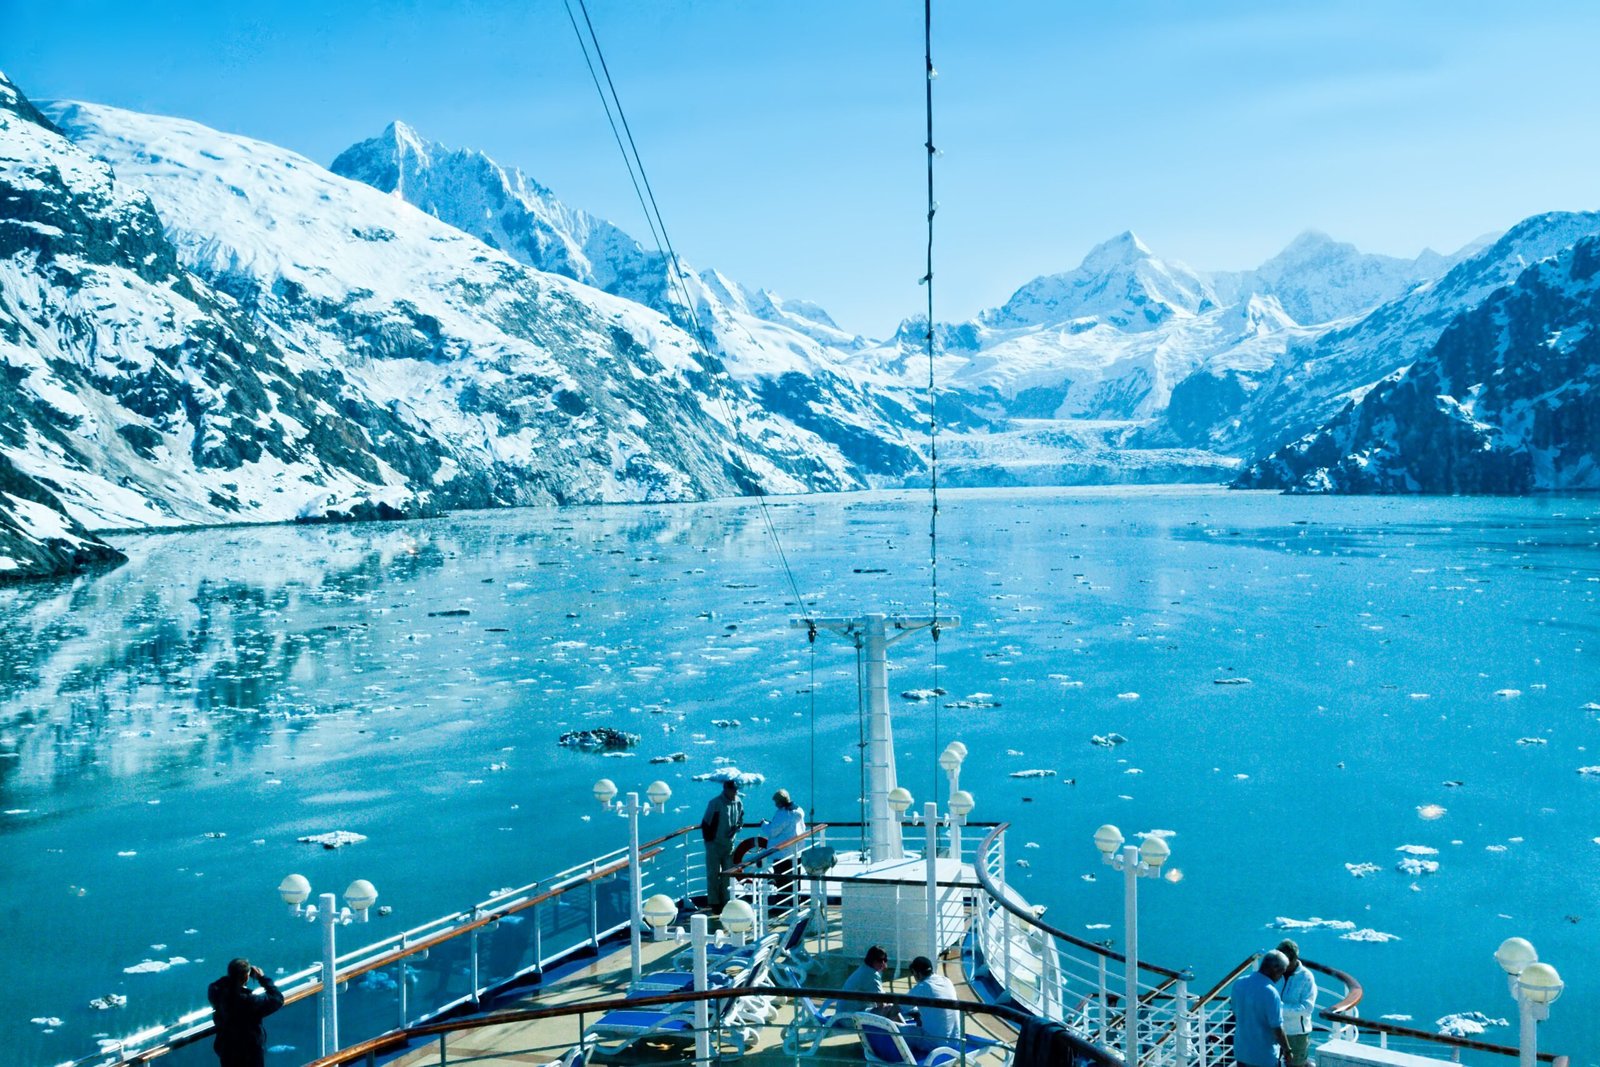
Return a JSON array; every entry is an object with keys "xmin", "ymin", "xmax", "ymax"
[
  {"xmin": 761, "ymin": 788, "xmax": 806, "ymax": 909},
  {"xmin": 1274, "ymin": 938, "xmax": 1318, "ymax": 1067},
  {"xmin": 906, "ymin": 955, "xmax": 958, "ymax": 1040}
]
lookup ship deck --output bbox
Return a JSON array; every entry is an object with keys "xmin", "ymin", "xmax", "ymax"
[{"xmin": 380, "ymin": 902, "xmax": 1013, "ymax": 1066}]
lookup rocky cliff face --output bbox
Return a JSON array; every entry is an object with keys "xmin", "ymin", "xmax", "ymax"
[
  {"xmin": 1239, "ymin": 237, "xmax": 1600, "ymax": 493},
  {"xmin": 0, "ymin": 452, "xmax": 123, "ymax": 581}
]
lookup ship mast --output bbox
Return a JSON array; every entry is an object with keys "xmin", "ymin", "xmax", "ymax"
[{"xmin": 794, "ymin": 613, "xmax": 959, "ymax": 862}]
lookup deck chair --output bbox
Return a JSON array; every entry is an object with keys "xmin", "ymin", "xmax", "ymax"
[
  {"xmin": 766, "ymin": 912, "xmax": 816, "ymax": 986},
  {"xmin": 627, "ymin": 969, "xmax": 731, "ymax": 997},
  {"xmin": 848, "ymin": 1011, "xmax": 1010, "ymax": 1066},
  {"xmin": 780, "ymin": 994, "xmax": 850, "ymax": 1055},
  {"xmin": 582, "ymin": 1009, "xmax": 698, "ymax": 1059},
  {"xmin": 671, "ymin": 928, "xmax": 781, "ymax": 977}
]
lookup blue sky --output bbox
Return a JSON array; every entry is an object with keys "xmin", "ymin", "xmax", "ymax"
[{"xmin": 7, "ymin": 1, "xmax": 1600, "ymax": 335}]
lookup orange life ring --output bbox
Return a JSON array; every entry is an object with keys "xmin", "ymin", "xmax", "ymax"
[{"xmin": 731, "ymin": 835, "xmax": 768, "ymax": 866}]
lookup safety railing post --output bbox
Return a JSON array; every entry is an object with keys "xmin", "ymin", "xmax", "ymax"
[
  {"xmin": 1176, "ymin": 978, "xmax": 1191, "ymax": 1065},
  {"xmin": 998, "ymin": 832, "xmax": 1012, "ymax": 1001},
  {"xmin": 1197, "ymin": 998, "xmax": 1210, "ymax": 1067},
  {"xmin": 531, "ymin": 900, "xmax": 543, "ymax": 970},
  {"xmin": 1097, "ymin": 953, "xmax": 1109, "ymax": 1043},
  {"xmin": 469, "ymin": 910, "xmax": 481, "ymax": 1005},
  {"xmin": 589, "ymin": 869, "xmax": 600, "ymax": 951},
  {"xmin": 397, "ymin": 934, "xmax": 409, "ymax": 1030}
]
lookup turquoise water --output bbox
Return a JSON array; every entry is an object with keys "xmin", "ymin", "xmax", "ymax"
[{"xmin": 1, "ymin": 488, "xmax": 1596, "ymax": 1065}]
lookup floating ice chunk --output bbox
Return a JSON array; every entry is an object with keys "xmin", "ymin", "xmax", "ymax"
[
  {"xmin": 1416, "ymin": 804, "xmax": 1447, "ymax": 820},
  {"xmin": 1117, "ymin": 692, "xmax": 1140, "ymax": 700},
  {"xmin": 1435, "ymin": 1011, "xmax": 1507, "ymax": 1036},
  {"xmin": 1213, "ymin": 677, "xmax": 1251, "ymax": 685},
  {"xmin": 298, "ymin": 831, "xmax": 367, "ymax": 849},
  {"xmin": 691, "ymin": 767, "xmax": 765, "ymax": 787},
  {"xmin": 89, "ymin": 994, "xmax": 128, "ymax": 1010},
  {"xmin": 1089, "ymin": 733, "xmax": 1128, "ymax": 747},
  {"xmin": 1025, "ymin": 841, "xmax": 1040, "ymax": 849},
  {"xmin": 1494, "ymin": 689, "xmax": 1521, "ymax": 698},
  {"xmin": 1345, "ymin": 863, "xmax": 1380, "ymax": 878},
  {"xmin": 900, "ymin": 688, "xmax": 946, "ymax": 701},
  {"xmin": 1409, "ymin": 693, "xmax": 1430, "ymax": 700},
  {"xmin": 31, "ymin": 1017, "xmax": 64, "ymax": 1027},
  {"xmin": 1397, "ymin": 858, "xmax": 1439, "ymax": 877},
  {"xmin": 1516, "ymin": 737, "xmax": 1547, "ymax": 746},
  {"xmin": 1485, "ymin": 844, "xmax": 1508, "ymax": 853},
  {"xmin": 1270, "ymin": 917, "xmax": 1355, "ymax": 932},
  {"xmin": 1577, "ymin": 766, "xmax": 1600, "ymax": 776},
  {"xmin": 1010, "ymin": 769, "xmax": 1055, "ymax": 779},
  {"xmin": 117, "ymin": 850, "xmax": 137, "ymax": 857},
  {"xmin": 1340, "ymin": 928, "xmax": 1401, "ymax": 943},
  {"xmin": 1124, "ymin": 768, "xmax": 1142, "ymax": 775},
  {"xmin": 1006, "ymin": 749, "xmax": 1025, "ymax": 757},
  {"xmin": 1234, "ymin": 773, "xmax": 1250, "ymax": 781},
  {"xmin": 124, "ymin": 956, "xmax": 190, "ymax": 974},
  {"xmin": 1396, "ymin": 844, "xmax": 1439, "ymax": 855},
  {"xmin": 1379, "ymin": 1014, "xmax": 1413, "ymax": 1022},
  {"xmin": 1085, "ymin": 922, "xmax": 1109, "ymax": 930}
]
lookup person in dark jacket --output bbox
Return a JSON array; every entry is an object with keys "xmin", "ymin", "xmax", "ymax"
[{"xmin": 207, "ymin": 958, "xmax": 284, "ymax": 1067}]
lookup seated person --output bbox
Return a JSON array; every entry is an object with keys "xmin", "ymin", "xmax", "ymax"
[
  {"xmin": 837, "ymin": 944, "xmax": 895, "ymax": 1015},
  {"xmin": 906, "ymin": 955, "xmax": 958, "ymax": 1041}
]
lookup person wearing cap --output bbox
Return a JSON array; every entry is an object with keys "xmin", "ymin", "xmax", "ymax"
[
  {"xmin": 700, "ymin": 778, "xmax": 744, "ymax": 915},
  {"xmin": 1231, "ymin": 950, "xmax": 1290, "ymax": 1067},
  {"xmin": 906, "ymin": 955, "xmax": 958, "ymax": 1041},
  {"xmin": 1274, "ymin": 939, "xmax": 1317, "ymax": 1067},
  {"xmin": 762, "ymin": 788, "xmax": 807, "ymax": 910}
]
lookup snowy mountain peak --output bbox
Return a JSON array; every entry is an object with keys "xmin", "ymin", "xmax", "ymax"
[
  {"xmin": 1080, "ymin": 229, "xmax": 1155, "ymax": 269},
  {"xmin": 985, "ymin": 230, "xmax": 1215, "ymax": 332}
]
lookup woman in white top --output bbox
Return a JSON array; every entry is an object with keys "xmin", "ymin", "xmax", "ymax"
[{"xmin": 762, "ymin": 789, "xmax": 807, "ymax": 909}]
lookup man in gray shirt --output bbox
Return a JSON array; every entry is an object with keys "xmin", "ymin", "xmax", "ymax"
[{"xmin": 700, "ymin": 779, "xmax": 744, "ymax": 915}]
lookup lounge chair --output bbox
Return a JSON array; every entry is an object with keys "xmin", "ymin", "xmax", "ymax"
[
  {"xmin": 780, "ymin": 994, "xmax": 850, "ymax": 1055},
  {"xmin": 847, "ymin": 1011, "xmax": 1010, "ymax": 1066}
]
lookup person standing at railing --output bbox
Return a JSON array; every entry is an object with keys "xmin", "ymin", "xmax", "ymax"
[
  {"xmin": 1274, "ymin": 939, "xmax": 1317, "ymax": 1067},
  {"xmin": 206, "ymin": 958, "xmax": 284, "ymax": 1067},
  {"xmin": 1231, "ymin": 950, "xmax": 1291, "ymax": 1067},
  {"xmin": 700, "ymin": 778, "xmax": 744, "ymax": 916},
  {"xmin": 762, "ymin": 788, "xmax": 806, "ymax": 910}
]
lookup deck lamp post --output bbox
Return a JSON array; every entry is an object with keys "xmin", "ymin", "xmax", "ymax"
[
  {"xmin": 594, "ymin": 777, "xmax": 672, "ymax": 982},
  {"xmin": 277, "ymin": 873, "xmax": 378, "ymax": 1058},
  {"xmin": 1495, "ymin": 937, "xmax": 1563, "ymax": 1067},
  {"xmin": 720, "ymin": 897, "xmax": 756, "ymax": 946},
  {"xmin": 1093, "ymin": 825, "xmax": 1170, "ymax": 1063}
]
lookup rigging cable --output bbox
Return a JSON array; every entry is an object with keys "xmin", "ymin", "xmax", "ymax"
[
  {"xmin": 922, "ymin": 0, "xmax": 945, "ymax": 807},
  {"xmin": 563, "ymin": 0, "xmax": 815, "ymax": 630}
]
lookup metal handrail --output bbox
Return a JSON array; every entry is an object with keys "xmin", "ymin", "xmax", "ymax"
[
  {"xmin": 1319, "ymin": 1010, "xmax": 1570, "ymax": 1066},
  {"xmin": 1303, "ymin": 958, "xmax": 1362, "ymax": 1015},
  {"xmin": 973, "ymin": 822, "xmax": 1187, "ymax": 981},
  {"xmin": 303, "ymin": 986, "xmax": 1113, "ymax": 1067},
  {"xmin": 75, "ymin": 828, "xmax": 707, "ymax": 1067}
]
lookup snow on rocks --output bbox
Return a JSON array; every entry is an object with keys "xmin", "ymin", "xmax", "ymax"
[{"xmin": 298, "ymin": 831, "xmax": 367, "ymax": 849}]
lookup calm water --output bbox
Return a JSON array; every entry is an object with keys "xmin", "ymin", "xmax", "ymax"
[{"xmin": 2, "ymin": 488, "xmax": 1596, "ymax": 1065}]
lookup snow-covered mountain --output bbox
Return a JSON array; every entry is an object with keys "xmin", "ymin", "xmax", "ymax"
[
  {"xmin": 47, "ymin": 92, "xmax": 921, "ymax": 508},
  {"xmin": 1239, "ymin": 235, "xmax": 1600, "ymax": 493},
  {"xmin": 1231, "ymin": 211, "xmax": 1600, "ymax": 460},
  {"xmin": 331, "ymin": 123, "xmax": 920, "ymax": 477}
]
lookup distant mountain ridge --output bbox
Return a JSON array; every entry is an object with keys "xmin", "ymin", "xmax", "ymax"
[{"xmin": 4, "ymin": 68, "xmax": 1597, "ymax": 580}]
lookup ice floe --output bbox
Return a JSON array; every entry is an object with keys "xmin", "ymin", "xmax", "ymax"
[
  {"xmin": 1397, "ymin": 858, "xmax": 1439, "ymax": 877},
  {"xmin": 1340, "ymin": 928, "xmax": 1400, "ymax": 943},
  {"xmin": 1344, "ymin": 862, "xmax": 1380, "ymax": 877},
  {"xmin": 124, "ymin": 956, "xmax": 191, "ymax": 975},
  {"xmin": 1090, "ymin": 733, "xmax": 1128, "ymax": 747},
  {"xmin": 298, "ymin": 831, "xmax": 367, "ymax": 849},
  {"xmin": 1269, "ymin": 917, "xmax": 1355, "ymax": 931},
  {"xmin": 1396, "ymin": 844, "xmax": 1439, "ymax": 855},
  {"xmin": 88, "ymin": 994, "xmax": 127, "ymax": 1011},
  {"xmin": 691, "ymin": 767, "xmax": 765, "ymax": 787},
  {"xmin": 1435, "ymin": 1011, "xmax": 1507, "ymax": 1037},
  {"xmin": 1416, "ymin": 804, "xmax": 1447, "ymax": 820},
  {"xmin": 1010, "ymin": 769, "xmax": 1055, "ymax": 779}
]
